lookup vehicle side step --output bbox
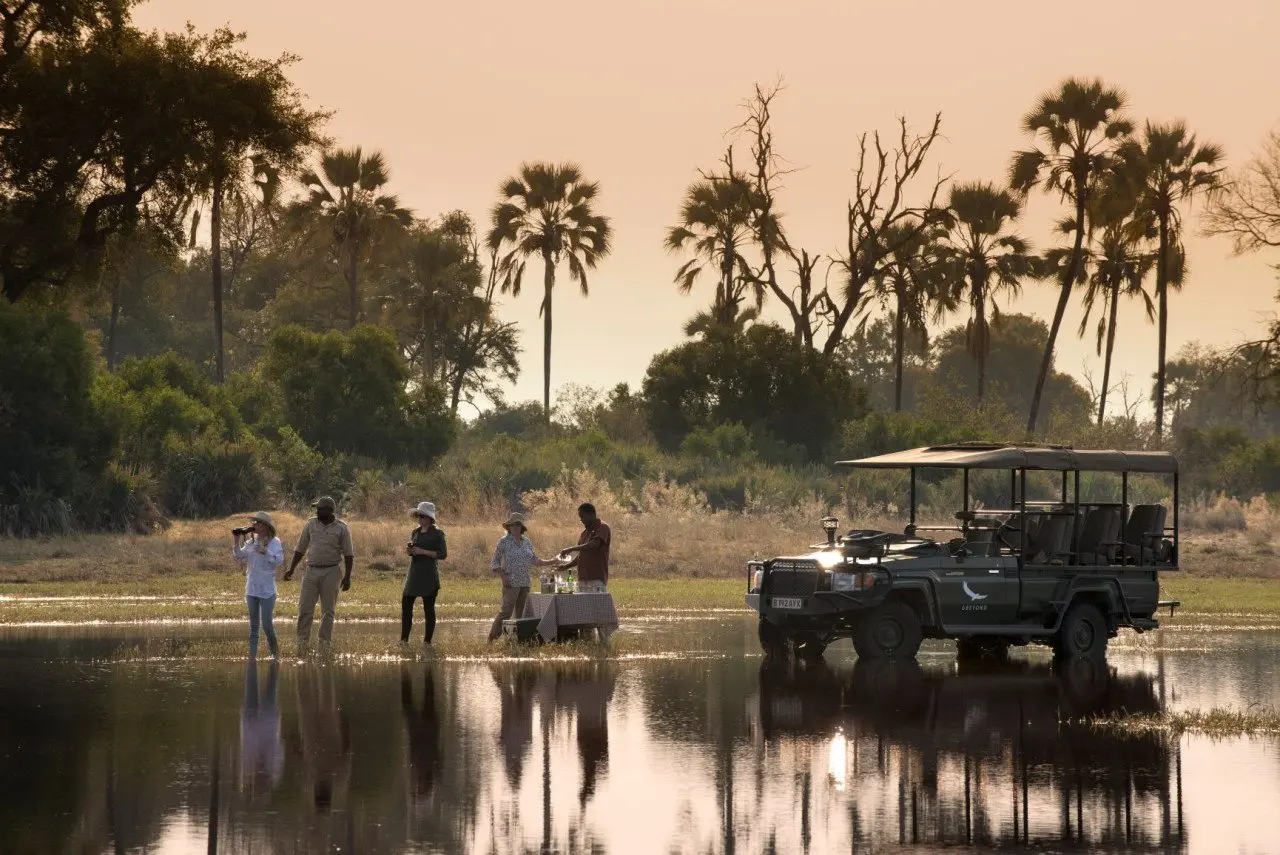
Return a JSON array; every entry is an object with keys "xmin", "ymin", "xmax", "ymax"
[{"xmin": 1157, "ymin": 599, "xmax": 1180, "ymax": 616}]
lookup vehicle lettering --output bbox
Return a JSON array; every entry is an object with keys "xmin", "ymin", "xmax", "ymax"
[{"xmin": 960, "ymin": 604, "xmax": 988, "ymax": 611}]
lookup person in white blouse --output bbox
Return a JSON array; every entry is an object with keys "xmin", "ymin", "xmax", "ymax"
[
  {"xmin": 233, "ymin": 511, "xmax": 284, "ymax": 659},
  {"xmin": 487, "ymin": 513, "xmax": 558, "ymax": 642}
]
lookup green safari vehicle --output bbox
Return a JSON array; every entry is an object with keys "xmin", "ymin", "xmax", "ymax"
[{"xmin": 745, "ymin": 442, "xmax": 1181, "ymax": 661}]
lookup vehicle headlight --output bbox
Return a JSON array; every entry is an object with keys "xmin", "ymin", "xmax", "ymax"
[
  {"xmin": 815, "ymin": 552, "xmax": 845, "ymax": 569},
  {"xmin": 830, "ymin": 570, "xmax": 882, "ymax": 592},
  {"xmin": 831, "ymin": 572, "xmax": 858, "ymax": 592},
  {"xmin": 753, "ymin": 569, "xmax": 764, "ymax": 591}
]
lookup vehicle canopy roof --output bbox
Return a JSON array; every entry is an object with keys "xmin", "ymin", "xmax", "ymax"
[{"xmin": 836, "ymin": 442, "xmax": 1178, "ymax": 474}]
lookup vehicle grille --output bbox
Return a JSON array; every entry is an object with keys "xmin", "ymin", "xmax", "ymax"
[{"xmin": 767, "ymin": 560, "xmax": 820, "ymax": 596}]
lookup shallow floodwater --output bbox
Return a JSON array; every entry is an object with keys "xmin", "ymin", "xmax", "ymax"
[{"xmin": 2, "ymin": 618, "xmax": 1280, "ymax": 854}]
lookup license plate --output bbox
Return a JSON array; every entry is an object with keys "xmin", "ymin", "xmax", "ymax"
[{"xmin": 771, "ymin": 597, "xmax": 804, "ymax": 609}]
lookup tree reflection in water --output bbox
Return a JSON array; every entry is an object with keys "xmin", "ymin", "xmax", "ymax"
[{"xmin": 0, "ymin": 640, "xmax": 1220, "ymax": 854}]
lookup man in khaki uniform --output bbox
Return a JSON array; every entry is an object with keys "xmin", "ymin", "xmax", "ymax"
[{"xmin": 284, "ymin": 496, "xmax": 354, "ymax": 647}]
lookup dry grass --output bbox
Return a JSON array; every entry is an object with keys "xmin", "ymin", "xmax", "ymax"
[{"xmin": 4, "ymin": 485, "xmax": 1280, "ymax": 587}]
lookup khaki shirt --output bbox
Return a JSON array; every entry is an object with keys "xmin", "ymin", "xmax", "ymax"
[{"xmin": 295, "ymin": 518, "xmax": 354, "ymax": 567}]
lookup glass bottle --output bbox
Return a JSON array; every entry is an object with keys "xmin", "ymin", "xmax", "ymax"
[{"xmin": 568, "ymin": 568, "xmax": 576, "ymax": 593}]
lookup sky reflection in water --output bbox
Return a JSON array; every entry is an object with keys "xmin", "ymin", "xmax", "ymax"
[{"xmin": 1, "ymin": 620, "xmax": 1278, "ymax": 853}]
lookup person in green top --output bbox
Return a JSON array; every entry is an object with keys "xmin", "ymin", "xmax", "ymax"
[{"xmin": 403, "ymin": 502, "xmax": 447, "ymax": 644}]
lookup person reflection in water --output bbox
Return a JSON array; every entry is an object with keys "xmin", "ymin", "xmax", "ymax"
[
  {"xmin": 557, "ymin": 663, "xmax": 615, "ymax": 809},
  {"xmin": 295, "ymin": 666, "xmax": 351, "ymax": 814},
  {"xmin": 491, "ymin": 664, "xmax": 538, "ymax": 787},
  {"xmin": 239, "ymin": 660, "xmax": 283, "ymax": 799},
  {"xmin": 401, "ymin": 664, "xmax": 442, "ymax": 801}
]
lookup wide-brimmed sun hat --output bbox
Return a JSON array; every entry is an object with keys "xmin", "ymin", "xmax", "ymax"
[
  {"xmin": 411, "ymin": 501, "xmax": 438, "ymax": 521},
  {"xmin": 247, "ymin": 511, "xmax": 276, "ymax": 535},
  {"xmin": 312, "ymin": 496, "xmax": 336, "ymax": 511},
  {"xmin": 503, "ymin": 512, "xmax": 527, "ymax": 533}
]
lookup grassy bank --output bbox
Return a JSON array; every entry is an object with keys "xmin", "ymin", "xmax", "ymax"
[
  {"xmin": 0, "ymin": 571, "xmax": 1276, "ymax": 626},
  {"xmin": 3, "ymin": 508, "xmax": 1280, "ymax": 625},
  {"xmin": 1088, "ymin": 707, "xmax": 1280, "ymax": 736}
]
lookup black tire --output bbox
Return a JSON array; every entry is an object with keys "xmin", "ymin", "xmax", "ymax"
[
  {"xmin": 1055, "ymin": 602, "xmax": 1109, "ymax": 659},
  {"xmin": 956, "ymin": 637, "xmax": 1010, "ymax": 663},
  {"xmin": 854, "ymin": 599, "xmax": 923, "ymax": 660},
  {"xmin": 758, "ymin": 617, "xmax": 789, "ymax": 659}
]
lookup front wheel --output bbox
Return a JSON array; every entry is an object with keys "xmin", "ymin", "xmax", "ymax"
[
  {"xmin": 1055, "ymin": 602, "xmax": 1109, "ymax": 659},
  {"xmin": 758, "ymin": 617, "xmax": 789, "ymax": 659},
  {"xmin": 854, "ymin": 600, "xmax": 923, "ymax": 660}
]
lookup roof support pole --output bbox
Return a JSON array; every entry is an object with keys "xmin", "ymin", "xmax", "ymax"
[
  {"xmin": 1121, "ymin": 472, "xmax": 1129, "ymax": 565},
  {"xmin": 909, "ymin": 468, "xmax": 917, "ymax": 526}
]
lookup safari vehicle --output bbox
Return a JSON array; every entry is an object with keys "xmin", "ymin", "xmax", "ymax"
[{"xmin": 745, "ymin": 442, "xmax": 1182, "ymax": 660}]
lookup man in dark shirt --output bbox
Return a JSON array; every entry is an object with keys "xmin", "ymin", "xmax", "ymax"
[{"xmin": 559, "ymin": 503, "xmax": 611, "ymax": 592}]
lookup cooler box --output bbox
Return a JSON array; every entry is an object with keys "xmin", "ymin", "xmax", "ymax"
[{"xmin": 501, "ymin": 617, "xmax": 542, "ymax": 643}]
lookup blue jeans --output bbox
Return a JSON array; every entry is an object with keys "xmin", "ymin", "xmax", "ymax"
[{"xmin": 247, "ymin": 595, "xmax": 279, "ymax": 657}]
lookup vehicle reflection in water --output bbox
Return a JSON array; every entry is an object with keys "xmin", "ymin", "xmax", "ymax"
[
  {"xmin": 750, "ymin": 656, "xmax": 1185, "ymax": 852},
  {"xmin": 12, "ymin": 620, "xmax": 1280, "ymax": 853}
]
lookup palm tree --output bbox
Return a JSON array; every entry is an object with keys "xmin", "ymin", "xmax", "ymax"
[
  {"xmin": 1116, "ymin": 122, "xmax": 1224, "ymax": 440},
  {"xmin": 1009, "ymin": 78, "xmax": 1132, "ymax": 432},
  {"xmin": 938, "ymin": 182, "xmax": 1034, "ymax": 402},
  {"xmin": 1075, "ymin": 189, "xmax": 1156, "ymax": 425},
  {"xmin": 290, "ymin": 147, "xmax": 413, "ymax": 329},
  {"xmin": 864, "ymin": 222, "xmax": 944, "ymax": 411},
  {"xmin": 487, "ymin": 162, "xmax": 613, "ymax": 421},
  {"xmin": 665, "ymin": 175, "xmax": 761, "ymax": 331}
]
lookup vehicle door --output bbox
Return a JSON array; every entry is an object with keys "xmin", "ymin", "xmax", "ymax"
[{"xmin": 935, "ymin": 548, "xmax": 1020, "ymax": 626}]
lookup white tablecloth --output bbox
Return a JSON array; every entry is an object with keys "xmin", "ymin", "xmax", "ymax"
[{"xmin": 524, "ymin": 593, "xmax": 619, "ymax": 643}]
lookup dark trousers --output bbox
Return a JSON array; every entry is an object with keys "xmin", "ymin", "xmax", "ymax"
[{"xmin": 402, "ymin": 592, "xmax": 438, "ymax": 643}]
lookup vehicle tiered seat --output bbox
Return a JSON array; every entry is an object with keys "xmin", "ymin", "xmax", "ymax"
[
  {"xmin": 1118, "ymin": 504, "xmax": 1168, "ymax": 565},
  {"xmin": 1074, "ymin": 506, "xmax": 1123, "ymax": 565}
]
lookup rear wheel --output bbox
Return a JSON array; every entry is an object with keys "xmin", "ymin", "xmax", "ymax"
[
  {"xmin": 1055, "ymin": 602, "xmax": 1109, "ymax": 659},
  {"xmin": 854, "ymin": 600, "xmax": 923, "ymax": 660}
]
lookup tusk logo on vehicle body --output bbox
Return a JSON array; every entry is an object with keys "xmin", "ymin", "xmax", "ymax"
[{"xmin": 962, "ymin": 582, "xmax": 988, "ymax": 601}]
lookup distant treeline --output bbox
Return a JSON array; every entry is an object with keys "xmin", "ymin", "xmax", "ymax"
[{"xmin": 2, "ymin": 3, "xmax": 1279, "ymax": 535}]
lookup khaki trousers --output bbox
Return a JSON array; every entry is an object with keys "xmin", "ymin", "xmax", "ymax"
[
  {"xmin": 488, "ymin": 585, "xmax": 530, "ymax": 641},
  {"xmin": 298, "ymin": 564, "xmax": 342, "ymax": 643}
]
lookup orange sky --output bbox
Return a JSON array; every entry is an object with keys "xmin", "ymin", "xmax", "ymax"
[{"xmin": 138, "ymin": 0, "xmax": 1280, "ymax": 415}]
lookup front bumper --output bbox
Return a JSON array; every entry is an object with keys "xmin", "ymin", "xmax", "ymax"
[{"xmin": 746, "ymin": 590, "xmax": 884, "ymax": 617}]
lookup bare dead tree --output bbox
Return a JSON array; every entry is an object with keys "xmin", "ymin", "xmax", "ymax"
[
  {"xmin": 1205, "ymin": 129, "xmax": 1280, "ymax": 253},
  {"xmin": 731, "ymin": 81, "xmax": 828, "ymax": 348},
  {"xmin": 823, "ymin": 114, "xmax": 948, "ymax": 357}
]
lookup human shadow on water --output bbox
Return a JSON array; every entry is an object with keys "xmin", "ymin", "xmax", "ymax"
[
  {"xmin": 239, "ymin": 661, "xmax": 284, "ymax": 801},
  {"xmin": 752, "ymin": 655, "xmax": 1183, "ymax": 851},
  {"xmin": 401, "ymin": 663, "xmax": 442, "ymax": 802}
]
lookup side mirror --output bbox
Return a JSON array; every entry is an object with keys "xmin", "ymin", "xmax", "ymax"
[{"xmin": 821, "ymin": 516, "xmax": 839, "ymax": 546}]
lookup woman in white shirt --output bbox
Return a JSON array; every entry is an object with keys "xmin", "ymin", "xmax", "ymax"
[{"xmin": 233, "ymin": 511, "xmax": 284, "ymax": 659}]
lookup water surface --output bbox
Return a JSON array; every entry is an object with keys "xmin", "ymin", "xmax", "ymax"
[{"xmin": 1, "ymin": 618, "xmax": 1278, "ymax": 854}]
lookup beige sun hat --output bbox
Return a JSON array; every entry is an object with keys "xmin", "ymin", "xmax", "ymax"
[
  {"xmin": 503, "ymin": 512, "xmax": 527, "ymax": 533},
  {"xmin": 411, "ymin": 501, "xmax": 438, "ymax": 521},
  {"xmin": 247, "ymin": 511, "xmax": 276, "ymax": 535}
]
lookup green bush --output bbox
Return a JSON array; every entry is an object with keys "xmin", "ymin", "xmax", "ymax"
[
  {"xmin": 159, "ymin": 437, "xmax": 265, "ymax": 518},
  {"xmin": 643, "ymin": 324, "xmax": 868, "ymax": 461},
  {"xmin": 77, "ymin": 463, "xmax": 163, "ymax": 534},
  {"xmin": 0, "ymin": 302, "xmax": 115, "ymax": 524},
  {"xmin": 261, "ymin": 324, "xmax": 455, "ymax": 464},
  {"xmin": 264, "ymin": 426, "xmax": 347, "ymax": 508}
]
